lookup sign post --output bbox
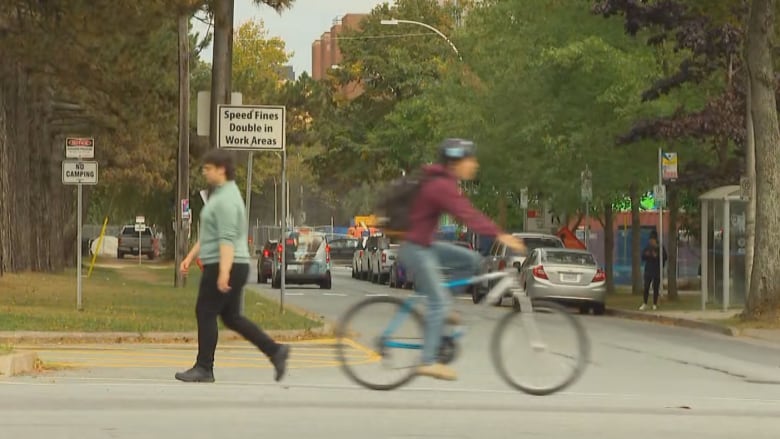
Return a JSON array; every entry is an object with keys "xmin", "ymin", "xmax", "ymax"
[
  {"xmin": 62, "ymin": 137, "xmax": 97, "ymax": 311},
  {"xmin": 135, "ymin": 216, "xmax": 146, "ymax": 265},
  {"xmin": 519, "ymin": 187, "xmax": 529, "ymax": 232},
  {"xmin": 217, "ymin": 104, "xmax": 287, "ymax": 311},
  {"xmin": 581, "ymin": 166, "xmax": 593, "ymax": 250},
  {"xmin": 659, "ymin": 150, "xmax": 677, "ymax": 301}
]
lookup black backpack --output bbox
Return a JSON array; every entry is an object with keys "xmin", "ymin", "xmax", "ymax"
[{"xmin": 375, "ymin": 167, "xmax": 446, "ymax": 235}]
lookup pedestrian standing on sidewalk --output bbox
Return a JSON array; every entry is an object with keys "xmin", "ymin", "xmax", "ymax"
[
  {"xmin": 176, "ymin": 149, "xmax": 290, "ymax": 383},
  {"xmin": 640, "ymin": 232, "xmax": 667, "ymax": 311}
]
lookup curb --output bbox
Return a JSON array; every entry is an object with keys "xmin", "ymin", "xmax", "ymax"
[
  {"xmin": 606, "ymin": 309, "xmax": 737, "ymax": 336},
  {"xmin": 0, "ymin": 326, "xmax": 334, "ymax": 345},
  {"xmin": 0, "ymin": 352, "xmax": 39, "ymax": 376}
]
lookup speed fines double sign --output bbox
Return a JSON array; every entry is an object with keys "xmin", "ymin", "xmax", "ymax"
[{"xmin": 62, "ymin": 160, "xmax": 98, "ymax": 185}]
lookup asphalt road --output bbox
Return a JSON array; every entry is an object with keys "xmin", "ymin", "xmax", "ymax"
[{"xmin": 3, "ymin": 263, "xmax": 780, "ymax": 438}]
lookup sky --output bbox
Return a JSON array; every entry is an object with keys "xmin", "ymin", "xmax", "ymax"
[{"xmin": 193, "ymin": 0, "xmax": 389, "ymax": 78}]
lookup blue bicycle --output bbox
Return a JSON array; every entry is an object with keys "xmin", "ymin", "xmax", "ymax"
[{"xmin": 335, "ymin": 268, "xmax": 590, "ymax": 395}]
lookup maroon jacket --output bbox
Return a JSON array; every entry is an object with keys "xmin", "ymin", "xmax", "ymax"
[{"xmin": 405, "ymin": 164, "xmax": 502, "ymax": 247}]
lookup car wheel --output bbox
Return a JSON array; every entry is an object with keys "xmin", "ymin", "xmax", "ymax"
[
  {"xmin": 272, "ymin": 273, "xmax": 281, "ymax": 289},
  {"xmin": 592, "ymin": 302, "xmax": 606, "ymax": 315},
  {"xmin": 257, "ymin": 271, "xmax": 262, "ymax": 283},
  {"xmin": 117, "ymin": 251, "xmax": 123, "ymax": 259},
  {"xmin": 578, "ymin": 304, "xmax": 590, "ymax": 315}
]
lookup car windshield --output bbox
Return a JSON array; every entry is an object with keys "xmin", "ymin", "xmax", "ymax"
[
  {"xmin": 543, "ymin": 251, "xmax": 596, "ymax": 266},
  {"xmin": 523, "ymin": 237, "xmax": 563, "ymax": 251}
]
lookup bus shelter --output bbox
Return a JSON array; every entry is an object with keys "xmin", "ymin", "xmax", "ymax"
[{"xmin": 699, "ymin": 185, "xmax": 748, "ymax": 311}]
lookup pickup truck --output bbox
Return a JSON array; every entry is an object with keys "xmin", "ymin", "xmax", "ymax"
[
  {"xmin": 370, "ymin": 243, "xmax": 398, "ymax": 284},
  {"xmin": 117, "ymin": 225, "xmax": 156, "ymax": 259}
]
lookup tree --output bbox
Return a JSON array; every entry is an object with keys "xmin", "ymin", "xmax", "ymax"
[{"xmin": 743, "ymin": 0, "xmax": 780, "ymax": 320}]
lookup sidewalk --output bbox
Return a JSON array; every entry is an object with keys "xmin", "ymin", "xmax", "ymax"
[{"xmin": 607, "ymin": 299, "xmax": 780, "ymax": 346}]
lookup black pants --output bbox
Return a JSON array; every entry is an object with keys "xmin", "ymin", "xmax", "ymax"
[
  {"xmin": 643, "ymin": 274, "xmax": 660, "ymax": 305},
  {"xmin": 196, "ymin": 263, "xmax": 280, "ymax": 370}
]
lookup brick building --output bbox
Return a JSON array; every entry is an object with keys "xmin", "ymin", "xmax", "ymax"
[{"xmin": 311, "ymin": 13, "xmax": 368, "ymax": 80}]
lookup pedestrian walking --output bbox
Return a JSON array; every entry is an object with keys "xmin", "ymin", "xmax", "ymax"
[
  {"xmin": 639, "ymin": 231, "xmax": 667, "ymax": 311},
  {"xmin": 176, "ymin": 149, "xmax": 290, "ymax": 383}
]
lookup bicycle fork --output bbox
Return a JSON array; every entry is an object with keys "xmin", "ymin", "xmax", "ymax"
[{"xmin": 513, "ymin": 292, "xmax": 548, "ymax": 352}]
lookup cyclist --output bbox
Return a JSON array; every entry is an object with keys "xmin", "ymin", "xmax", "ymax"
[{"xmin": 399, "ymin": 138, "xmax": 527, "ymax": 381}]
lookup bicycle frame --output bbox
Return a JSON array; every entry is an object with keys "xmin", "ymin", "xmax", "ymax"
[{"xmin": 380, "ymin": 269, "xmax": 530, "ymax": 350}]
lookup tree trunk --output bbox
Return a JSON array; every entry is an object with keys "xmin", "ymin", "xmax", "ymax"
[
  {"xmin": 0, "ymin": 61, "xmax": 72, "ymax": 274},
  {"xmin": 497, "ymin": 195, "xmax": 507, "ymax": 229},
  {"xmin": 744, "ymin": 56, "xmax": 757, "ymax": 296},
  {"xmin": 668, "ymin": 186, "xmax": 679, "ymax": 300},
  {"xmin": 209, "ymin": 0, "xmax": 234, "ymax": 149},
  {"xmin": 630, "ymin": 183, "xmax": 642, "ymax": 295},
  {"xmin": 744, "ymin": 0, "xmax": 780, "ymax": 320},
  {"xmin": 604, "ymin": 201, "xmax": 615, "ymax": 294}
]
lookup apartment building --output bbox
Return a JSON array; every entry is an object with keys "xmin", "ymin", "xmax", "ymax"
[{"xmin": 311, "ymin": 13, "xmax": 367, "ymax": 81}]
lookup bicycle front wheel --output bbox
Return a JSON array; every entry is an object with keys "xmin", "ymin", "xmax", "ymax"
[
  {"xmin": 491, "ymin": 299, "xmax": 590, "ymax": 396},
  {"xmin": 335, "ymin": 296, "xmax": 425, "ymax": 391}
]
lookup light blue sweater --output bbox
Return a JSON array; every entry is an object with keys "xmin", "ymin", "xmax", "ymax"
[{"xmin": 199, "ymin": 180, "xmax": 250, "ymax": 265}]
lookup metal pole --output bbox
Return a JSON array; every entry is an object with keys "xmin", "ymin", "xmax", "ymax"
[
  {"xmin": 77, "ymin": 182, "xmax": 83, "ymax": 311},
  {"xmin": 701, "ymin": 201, "xmax": 708, "ymax": 310},
  {"xmin": 585, "ymin": 200, "xmax": 590, "ymax": 251},
  {"xmin": 723, "ymin": 200, "xmax": 730, "ymax": 311},
  {"xmin": 274, "ymin": 177, "xmax": 278, "ymax": 226},
  {"xmin": 175, "ymin": 12, "xmax": 190, "ymax": 288},
  {"xmin": 245, "ymin": 152, "xmax": 253, "ymax": 229},
  {"xmin": 658, "ymin": 147, "xmax": 664, "ymax": 300},
  {"xmin": 139, "ymin": 228, "xmax": 142, "ymax": 264},
  {"xmin": 280, "ymin": 149, "xmax": 287, "ymax": 313}
]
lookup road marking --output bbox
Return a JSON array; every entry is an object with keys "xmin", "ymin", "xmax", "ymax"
[
  {"xmin": 365, "ymin": 293, "xmax": 388, "ymax": 297},
  {"xmin": 12, "ymin": 338, "xmax": 378, "ymax": 370},
  {"xmin": 283, "ymin": 292, "xmax": 305, "ymax": 296},
  {"xmin": 323, "ymin": 293, "xmax": 347, "ymax": 296}
]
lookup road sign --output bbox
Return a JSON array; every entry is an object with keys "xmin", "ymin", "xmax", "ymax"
[
  {"xmin": 181, "ymin": 199, "xmax": 191, "ymax": 220},
  {"xmin": 519, "ymin": 187, "xmax": 529, "ymax": 209},
  {"xmin": 654, "ymin": 184, "xmax": 666, "ymax": 203},
  {"xmin": 662, "ymin": 152, "xmax": 678, "ymax": 180},
  {"xmin": 134, "ymin": 224, "xmax": 147, "ymax": 232},
  {"xmin": 62, "ymin": 161, "xmax": 98, "ymax": 185},
  {"xmin": 740, "ymin": 176, "xmax": 751, "ymax": 201},
  {"xmin": 135, "ymin": 215, "xmax": 145, "ymax": 224},
  {"xmin": 65, "ymin": 137, "xmax": 95, "ymax": 159},
  {"xmin": 216, "ymin": 104, "xmax": 286, "ymax": 151}
]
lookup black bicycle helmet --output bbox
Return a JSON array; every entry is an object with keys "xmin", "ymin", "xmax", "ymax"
[{"xmin": 438, "ymin": 138, "xmax": 476, "ymax": 163}]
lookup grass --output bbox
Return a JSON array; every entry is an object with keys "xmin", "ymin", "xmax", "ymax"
[
  {"xmin": 0, "ymin": 262, "xmax": 322, "ymax": 332},
  {"xmin": 705, "ymin": 315, "xmax": 780, "ymax": 330},
  {"xmin": 607, "ymin": 289, "xmax": 704, "ymax": 312}
]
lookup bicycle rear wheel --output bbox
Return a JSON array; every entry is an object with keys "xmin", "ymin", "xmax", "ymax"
[
  {"xmin": 491, "ymin": 299, "xmax": 590, "ymax": 396},
  {"xmin": 335, "ymin": 296, "xmax": 425, "ymax": 391}
]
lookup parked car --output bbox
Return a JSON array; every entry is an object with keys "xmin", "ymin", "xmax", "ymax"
[
  {"xmin": 370, "ymin": 243, "xmax": 399, "ymax": 284},
  {"xmin": 328, "ymin": 237, "xmax": 359, "ymax": 266},
  {"xmin": 271, "ymin": 231, "xmax": 332, "ymax": 289},
  {"xmin": 518, "ymin": 247, "xmax": 606, "ymax": 315},
  {"xmin": 388, "ymin": 240, "xmax": 474, "ymax": 289},
  {"xmin": 473, "ymin": 232, "xmax": 565, "ymax": 304},
  {"xmin": 357, "ymin": 235, "xmax": 390, "ymax": 281},
  {"xmin": 255, "ymin": 239, "xmax": 278, "ymax": 283},
  {"xmin": 351, "ymin": 236, "xmax": 369, "ymax": 279},
  {"xmin": 117, "ymin": 225, "xmax": 156, "ymax": 259}
]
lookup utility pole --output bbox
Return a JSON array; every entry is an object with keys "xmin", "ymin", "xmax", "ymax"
[
  {"xmin": 209, "ymin": 0, "xmax": 234, "ymax": 149},
  {"xmin": 175, "ymin": 11, "xmax": 190, "ymax": 287}
]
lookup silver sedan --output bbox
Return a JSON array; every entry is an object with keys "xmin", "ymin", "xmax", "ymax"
[{"xmin": 518, "ymin": 248, "xmax": 607, "ymax": 315}]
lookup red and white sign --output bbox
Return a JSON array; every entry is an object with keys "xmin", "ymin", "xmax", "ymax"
[{"xmin": 65, "ymin": 137, "xmax": 95, "ymax": 159}]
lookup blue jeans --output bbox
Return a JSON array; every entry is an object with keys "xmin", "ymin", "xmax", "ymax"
[{"xmin": 398, "ymin": 241, "xmax": 482, "ymax": 364}]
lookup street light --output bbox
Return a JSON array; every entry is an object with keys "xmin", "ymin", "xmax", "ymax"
[{"xmin": 380, "ymin": 18, "xmax": 462, "ymax": 60}]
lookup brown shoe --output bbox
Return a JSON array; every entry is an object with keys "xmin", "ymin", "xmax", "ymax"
[
  {"xmin": 416, "ymin": 363, "xmax": 457, "ymax": 381},
  {"xmin": 445, "ymin": 311, "xmax": 462, "ymax": 326}
]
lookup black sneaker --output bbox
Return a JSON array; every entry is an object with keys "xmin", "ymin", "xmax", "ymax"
[
  {"xmin": 174, "ymin": 365, "xmax": 215, "ymax": 383},
  {"xmin": 271, "ymin": 344, "xmax": 290, "ymax": 382}
]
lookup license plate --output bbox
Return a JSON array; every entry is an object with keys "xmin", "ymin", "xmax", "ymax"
[
  {"xmin": 561, "ymin": 273, "xmax": 578, "ymax": 283},
  {"xmin": 286, "ymin": 264, "xmax": 301, "ymax": 273}
]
